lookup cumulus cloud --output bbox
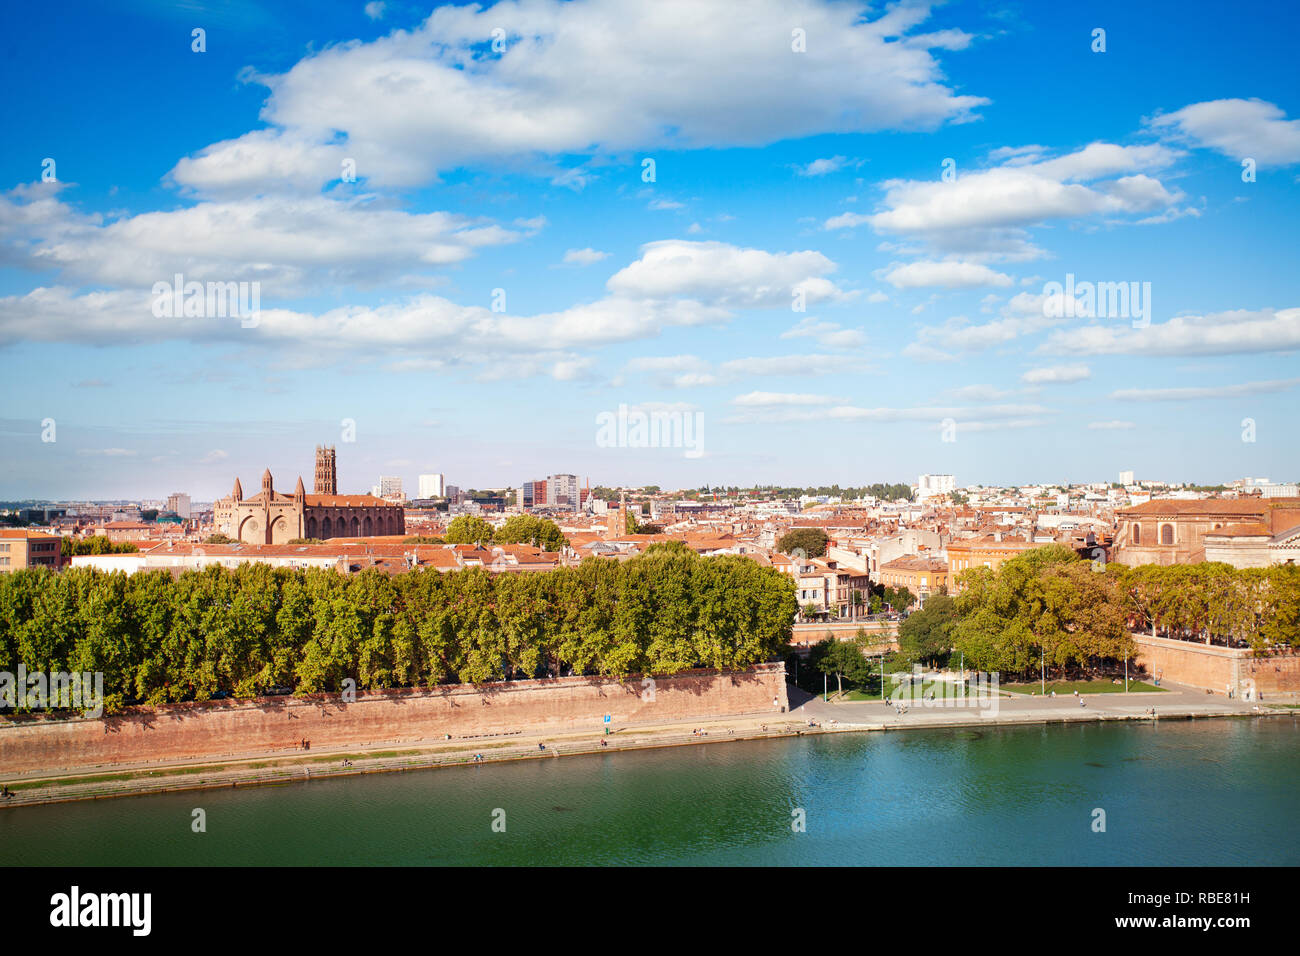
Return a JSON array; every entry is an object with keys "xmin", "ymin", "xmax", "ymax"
[
  {"xmin": 724, "ymin": 394, "xmax": 1051, "ymax": 425},
  {"xmin": 623, "ymin": 352, "xmax": 861, "ymax": 388},
  {"xmin": 1042, "ymin": 308, "xmax": 1300, "ymax": 357},
  {"xmin": 0, "ymin": 185, "xmax": 528, "ymax": 293},
  {"xmin": 781, "ymin": 316, "xmax": 867, "ymax": 349},
  {"xmin": 881, "ymin": 260, "xmax": 1013, "ymax": 289},
  {"xmin": 1109, "ymin": 378, "xmax": 1300, "ymax": 402},
  {"xmin": 797, "ymin": 156, "xmax": 853, "ymax": 177},
  {"xmin": 1021, "ymin": 364, "xmax": 1091, "ymax": 385},
  {"xmin": 843, "ymin": 141, "xmax": 1185, "ymax": 262},
  {"xmin": 562, "ymin": 247, "xmax": 610, "ymax": 266},
  {"xmin": 168, "ymin": 0, "xmax": 986, "ymax": 196},
  {"xmin": 1148, "ymin": 98, "xmax": 1300, "ymax": 166},
  {"xmin": 605, "ymin": 240, "xmax": 851, "ymax": 308},
  {"xmin": 0, "ymin": 240, "xmax": 855, "ymax": 385}
]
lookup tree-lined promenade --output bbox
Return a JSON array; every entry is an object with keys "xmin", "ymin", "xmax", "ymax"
[
  {"xmin": 927, "ymin": 546, "xmax": 1299, "ymax": 677},
  {"xmin": 812, "ymin": 546, "xmax": 1300, "ymax": 693},
  {"xmin": 0, "ymin": 543, "xmax": 796, "ymax": 714}
]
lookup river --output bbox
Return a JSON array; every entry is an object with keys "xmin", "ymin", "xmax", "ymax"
[{"xmin": 2, "ymin": 719, "xmax": 1295, "ymax": 865}]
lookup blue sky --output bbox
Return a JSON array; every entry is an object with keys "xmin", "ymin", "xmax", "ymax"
[{"xmin": 2, "ymin": 0, "xmax": 1298, "ymax": 500}]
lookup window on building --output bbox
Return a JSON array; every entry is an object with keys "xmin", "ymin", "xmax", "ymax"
[
  {"xmin": 1132, "ymin": 524, "xmax": 1141, "ymax": 545},
  {"xmin": 1160, "ymin": 524, "xmax": 1174, "ymax": 546}
]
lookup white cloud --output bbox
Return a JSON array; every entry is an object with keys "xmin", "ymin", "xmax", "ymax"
[
  {"xmin": 1088, "ymin": 421, "xmax": 1136, "ymax": 430},
  {"xmin": 912, "ymin": 308, "xmax": 1064, "ymax": 353},
  {"xmin": 781, "ymin": 316, "xmax": 867, "ymax": 349},
  {"xmin": 0, "ymin": 241, "xmax": 854, "ymax": 382},
  {"xmin": 724, "ymin": 396, "xmax": 1051, "ymax": 425},
  {"xmin": 562, "ymin": 247, "xmax": 610, "ymax": 266},
  {"xmin": 1021, "ymin": 364, "xmax": 1090, "ymax": 385},
  {"xmin": 733, "ymin": 391, "xmax": 846, "ymax": 406},
  {"xmin": 824, "ymin": 212, "xmax": 874, "ymax": 230},
  {"xmin": 1148, "ymin": 98, "xmax": 1300, "ymax": 166},
  {"xmin": 1110, "ymin": 379, "xmax": 1300, "ymax": 402},
  {"xmin": 169, "ymin": 0, "xmax": 986, "ymax": 195},
  {"xmin": 798, "ymin": 156, "xmax": 852, "ymax": 177},
  {"xmin": 1043, "ymin": 308, "xmax": 1300, "ymax": 357},
  {"xmin": 364, "ymin": 1, "xmax": 386, "ymax": 20},
  {"xmin": 606, "ymin": 240, "xmax": 850, "ymax": 308},
  {"xmin": 0, "ymin": 186, "xmax": 527, "ymax": 292},
  {"xmin": 854, "ymin": 142, "xmax": 1185, "ymax": 262},
  {"xmin": 946, "ymin": 384, "xmax": 1014, "ymax": 401},
  {"xmin": 881, "ymin": 260, "xmax": 1013, "ymax": 289}
]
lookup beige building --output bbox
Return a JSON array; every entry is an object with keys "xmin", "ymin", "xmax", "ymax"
[
  {"xmin": 1203, "ymin": 523, "xmax": 1300, "ymax": 569},
  {"xmin": 0, "ymin": 529, "xmax": 64, "ymax": 572}
]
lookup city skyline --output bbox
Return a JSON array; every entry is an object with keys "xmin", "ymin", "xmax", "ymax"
[{"xmin": 3, "ymin": 1, "xmax": 1299, "ymax": 499}]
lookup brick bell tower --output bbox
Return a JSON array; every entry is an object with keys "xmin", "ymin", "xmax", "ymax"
[{"xmin": 314, "ymin": 445, "xmax": 337, "ymax": 495}]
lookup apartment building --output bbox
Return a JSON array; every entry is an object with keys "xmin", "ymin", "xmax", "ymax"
[
  {"xmin": 876, "ymin": 555, "xmax": 950, "ymax": 607},
  {"xmin": 947, "ymin": 534, "xmax": 1040, "ymax": 586},
  {"xmin": 775, "ymin": 553, "xmax": 871, "ymax": 621},
  {"xmin": 0, "ymin": 529, "xmax": 65, "ymax": 572}
]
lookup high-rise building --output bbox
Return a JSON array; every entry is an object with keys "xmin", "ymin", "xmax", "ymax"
[
  {"xmin": 166, "ymin": 492, "xmax": 191, "ymax": 519},
  {"xmin": 374, "ymin": 476, "xmax": 404, "ymax": 500},
  {"xmin": 917, "ymin": 474, "xmax": 955, "ymax": 497},
  {"xmin": 418, "ymin": 473, "xmax": 445, "ymax": 499},
  {"xmin": 1119, "ymin": 470, "xmax": 1135, "ymax": 486},
  {"xmin": 314, "ymin": 445, "xmax": 337, "ymax": 495},
  {"xmin": 547, "ymin": 474, "xmax": 581, "ymax": 511}
]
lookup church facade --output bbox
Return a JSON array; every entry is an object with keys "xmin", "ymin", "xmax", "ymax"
[{"xmin": 214, "ymin": 468, "xmax": 405, "ymax": 544}]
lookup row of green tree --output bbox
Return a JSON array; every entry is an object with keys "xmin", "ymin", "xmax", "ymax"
[
  {"xmin": 894, "ymin": 547, "xmax": 1300, "ymax": 678},
  {"xmin": 0, "ymin": 543, "xmax": 796, "ymax": 714},
  {"xmin": 442, "ymin": 514, "xmax": 568, "ymax": 550},
  {"xmin": 60, "ymin": 536, "xmax": 140, "ymax": 556}
]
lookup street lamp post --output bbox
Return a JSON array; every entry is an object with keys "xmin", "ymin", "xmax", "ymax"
[{"xmin": 1040, "ymin": 644, "xmax": 1046, "ymax": 695}]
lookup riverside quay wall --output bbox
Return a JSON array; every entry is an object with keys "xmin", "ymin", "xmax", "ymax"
[
  {"xmin": 1132, "ymin": 634, "xmax": 1300, "ymax": 698},
  {"xmin": 0, "ymin": 664, "xmax": 789, "ymax": 776}
]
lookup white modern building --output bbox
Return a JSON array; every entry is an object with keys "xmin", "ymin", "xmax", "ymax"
[
  {"xmin": 418, "ymin": 473, "xmax": 446, "ymax": 499},
  {"xmin": 547, "ymin": 474, "xmax": 581, "ymax": 511},
  {"xmin": 373, "ymin": 476, "xmax": 404, "ymax": 500},
  {"xmin": 917, "ymin": 474, "xmax": 955, "ymax": 497},
  {"xmin": 1119, "ymin": 470, "xmax": 1134, "ymax": 486}
]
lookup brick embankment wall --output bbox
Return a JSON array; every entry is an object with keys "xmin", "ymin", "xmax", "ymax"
[
  {"xmin": 0, "ymin": 663, "xmax": 788, "ymax": 776},
  {"xmin": 1240, "ymin": 651, "xmax": 1300, "ymax": 696},
  {"xmin": 790, "ymin": 621, "xmax": 899, "ymax": 652},
  {"xmin": 1132, "ymin": 634, "xmax": 1300, "ymax": 696}
]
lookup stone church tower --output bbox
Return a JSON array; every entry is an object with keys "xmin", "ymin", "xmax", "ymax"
[{"xmin": 314, "ymin": 445, "xmax": 337, "ymax": 495}]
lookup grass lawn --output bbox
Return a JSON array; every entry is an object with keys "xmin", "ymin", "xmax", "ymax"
[
  {"xmin": 1002, "ymin": 679, "xmax": 1165, "ymax": 695},
  {"xmin": 840, "ymin": 688, "xmax": 886, "ymax": 701},
  {"xmin": 836, "ymin": 684, "xmax": 1009, "ymax": 702}
]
